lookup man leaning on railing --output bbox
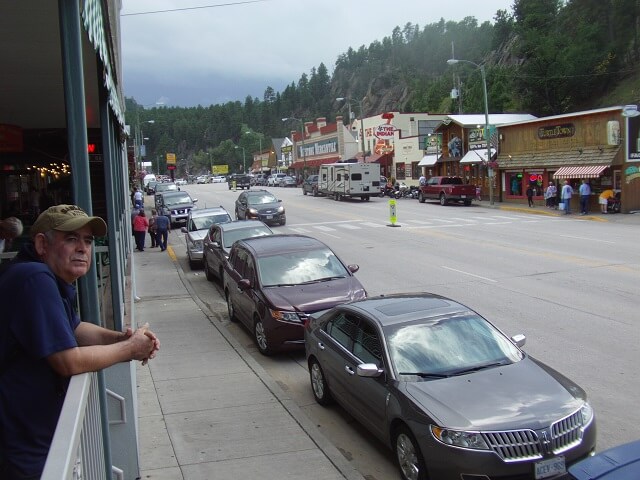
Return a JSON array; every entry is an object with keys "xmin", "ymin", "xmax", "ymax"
[{"xmin": 0, "ymin": 205, "xmax": 160, "ymax": 480}]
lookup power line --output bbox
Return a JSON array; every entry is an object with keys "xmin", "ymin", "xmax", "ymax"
[{"xmin": 121, "ymin": 0, "xmax": 268, "ymax": 17}]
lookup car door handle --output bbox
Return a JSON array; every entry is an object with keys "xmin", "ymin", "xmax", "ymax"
[
  {"xmin": 345, "ymin": 366, "xmax": 355, "ymax": 375},
  {"xmin": 317, "ymin": 342, "xmax": 325, "ymax": 351}
]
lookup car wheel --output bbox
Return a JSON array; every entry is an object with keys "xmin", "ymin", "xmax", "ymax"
[
  {"xmin": 280, "ymin": 218, "xmax": 286, "ymax": 226},
  {"xmin": 439, "ymin": 194, "xmax": 447, "ymax": 206},
  {"xmin": 203, "ymin": 256, "xmax": 214, "ymax": 281},
  {"xmin": 309, "ymin": 359, "xmax": 332, "ymax": 406},
  {"xmin": 254, "ymin": 318, "xmax": 272, "ymax": 355},
  {"xmin": 303, "ymin": 189, "xmax": 307, "ymax": 195},
  {"xmin": 394, "ymin": 426, "xmax": 427, "ymax": 480},
  {"xmin": 464, "ymin": 200, "xmax": 472, "ymax": 206},
  {"xmin": 312, "ymin": 189, "xmax": 318, "ymax": 197},
  {"xmin": 189, "ymin": 257, "xmax": 198, "ymax": 270},
  {"xmin": 225, "ymin": 291, "xmax": 237, "ymax": 322},
  {"xmin": 418, "ymin": 192, "xmax": 425, "ymax": 203}
]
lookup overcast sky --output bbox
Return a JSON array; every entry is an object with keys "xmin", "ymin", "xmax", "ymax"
[{"xmin": 120, "ymin": 0, "xmax": 514, "ymax": 108}]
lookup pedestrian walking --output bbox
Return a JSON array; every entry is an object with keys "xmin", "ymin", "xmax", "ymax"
[
  {"xmin": 154, "ymin": 212, "xmax": 171, "ymax": 251},
  {"xmin": 132, "ymin": 187, "xmax": 143, "ymax": 209},
  {"xmin": 133, "ymin": 209, "xmax": 149, "ymax": 251},
  {"xmin": 579, "ymin": 179, "xmax": 591, "ymax": 215},
  {"xmin": 0, "ymin": 204, "xmax": 160, "ymax": 479},
  {"xmin": 561, "ymin": 180, "xmax": 573, "ymax": 214},
  {"xmin": 526, "ymin": 185, "xmax": 534, "ymax": 207},
  {"xmin": 148, "ymin": 209, "xmax": 158, "ymax": 248},
  {"xmin": 545, "ymin": 183, "xmax": 557, "ymax": 209}
]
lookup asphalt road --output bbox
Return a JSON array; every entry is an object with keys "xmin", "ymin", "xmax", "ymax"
[{"xmin": 164, "ymin": 182, "xmax": 639, "ymax": 479}]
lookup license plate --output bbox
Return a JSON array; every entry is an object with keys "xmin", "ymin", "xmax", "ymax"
[
  {"xmin": 460, "ymin": 195, "xmax": 467, "ymax": 198},
  {"xmin": 265, "ymin": 215, "xmax": 273, "ymax": 219},
  {"xmin": 535, "ymin": 456, "xmax": 565, "ymax": 479}
]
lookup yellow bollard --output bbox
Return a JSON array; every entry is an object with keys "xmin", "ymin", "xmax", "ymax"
[
  {"xmin": 233, "ymin": 180, "xmax": 237, "ymax": 191},
  {"xmin": 387, "ymin": 198, "xmax": 401, "ymax": 227}
]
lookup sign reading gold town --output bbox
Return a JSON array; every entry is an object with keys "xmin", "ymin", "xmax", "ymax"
[{"xmin": 538, "ymin": 123, "xmax": 576, "ymax": 140}]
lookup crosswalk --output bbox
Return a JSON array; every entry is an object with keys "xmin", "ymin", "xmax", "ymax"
[{"xmin": 283, "ymin": 214, "xmax": 559, "ymax": 234}]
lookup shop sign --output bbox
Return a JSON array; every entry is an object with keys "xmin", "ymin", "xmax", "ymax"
[
  {"xmin": 627, "ymin": 114, "xmax": 640, "ymax": 161},
  {"xmin": 374, "ymin": 124, "xmax": 395, "ymax": 139},
  {"xmin": 298, "ymin": 137, "xmax": 338, "ymax": 159},
  {"xmin": 537, "ymin": 123, "xmax": 575, "ymax": 140},
  {"xmin": 166, "ymin": 153, "xmax": 176, "ymax": 164}
]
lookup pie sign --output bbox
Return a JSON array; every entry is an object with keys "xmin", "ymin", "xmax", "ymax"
[{"xmin": 374, "ymin": 124, "xmax": 395, "ymax": 139}]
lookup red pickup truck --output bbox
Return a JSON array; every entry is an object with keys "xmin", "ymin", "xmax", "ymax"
[{"xmin": 418, "ymin": 176, "xmax": 476, "ymax": 206}]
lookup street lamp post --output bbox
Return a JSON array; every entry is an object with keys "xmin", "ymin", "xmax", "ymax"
[
  {"xmin": 447, "ymin": 58, "xmax": 493, "ymax": 205},
  {"xmin": 245, "ymin": 130, "xmax": 263, "ymax": 173},
  {"xmin": 282, "ymin": 117, "xmax": 306, "ymax": 176},
  {"xmin": 336, "ymin": 97, "xmax": 367, "ymax": 162},
  {"xmin": 235, "ymin": 146, "xmax": 246, "ymax": 173}
]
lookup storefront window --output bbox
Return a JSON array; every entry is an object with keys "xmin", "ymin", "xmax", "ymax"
[
  {"xmin": 525, "ymin": 172, "xmax": 544, "ymax": 196},
  {"xmin": 395, "ymin": 163, "xmax": 406, "ymax": 180},
  {"xmin": 507, "ymin": 172, "xmax": 523, "ymax": 196}
]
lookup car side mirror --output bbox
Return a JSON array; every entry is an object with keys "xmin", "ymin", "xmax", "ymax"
[
  {"xmin": 212, "ymin": 241, "xmax": 221, "ymax": 248},
  {"xmin": 180, "ymin": 227, "xmax": 187, "ymax": 233},
  {"xmin": 357, "ymin": 363, "xmax": 383, "ymax": 377},
  {"xmin": 238, "ymin": 278, "xmax": 251, "ymax": 291},
  {"xmin": 511, "ymin": 334, "xmax": 526, "ymax": 348},
  {"xmin": 193, "ymin": 198, "xmax": 198, "ymax": 203},
  {"xmin": 348, "ymin": 264, "xmax": 360, "ymax": 274},
  {"xmin": 278, "ymin": 199, "xmax": 282, "ymax": 203}
]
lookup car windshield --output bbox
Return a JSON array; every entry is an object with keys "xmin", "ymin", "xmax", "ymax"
[
  {"xmin": 165, "ymin": 194, "xmax": 192, "ymax": 207},
  {"xmin": 157, "ymin": 184, "xmax": 177, "ymax": 192},
  {"xmin": 190, "ymin": 214, "xmax": 230, "ymax": 231},
  {"xmin": 257, "ymin": 247, "xmax": 348, "ymax": 286},
  {"xmin": 223, "ymin": 226, "xmax": 272, "ymax": 248},
  {"xmin": 247, "ymin": 194, "xmax": 278, "ymax": 205},
  {"xmin": 385, "ymin": 315, "xmax": 523, "ymax": 378}
]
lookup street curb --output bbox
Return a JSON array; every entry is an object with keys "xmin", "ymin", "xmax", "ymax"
[
  {"xmin": 483, "ymin": 203, "xmax": 609, "ymax": 222},
  {"xmin": 171, "ymin": 250, "xmax": 367, "ymax": 480}
]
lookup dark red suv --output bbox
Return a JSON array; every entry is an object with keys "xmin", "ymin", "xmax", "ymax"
[{"xmin": 222, "ymin": 234, "xmax": 366, "ymax": 355}]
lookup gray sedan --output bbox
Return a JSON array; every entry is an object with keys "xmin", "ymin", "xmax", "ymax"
[
  {"xmin": 202, "ymin": 220, "xmax": 273, "ymax": 281},
  {"xmin": 304, "ymin": 293, "xmax": 596, "ymax": 480}
]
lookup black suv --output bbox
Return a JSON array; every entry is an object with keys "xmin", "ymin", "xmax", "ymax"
[
  {"xmin": 157, "ymin": 191, "xmax": 198, "ymax": 227},
  {"xmin": 228, "ymin": 174, "xmax": 251, "ymax": 190},
  {"xmin": 235, "ymin": 190, "xmax": 285, "ymax": 226}
]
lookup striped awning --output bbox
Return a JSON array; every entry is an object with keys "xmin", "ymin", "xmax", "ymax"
[{"xmin": 552, "ymin": 165, "xmax": 609, "ymax": 179}]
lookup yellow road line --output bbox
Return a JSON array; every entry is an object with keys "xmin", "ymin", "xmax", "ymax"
[{"xmin": 167, "ymin": 245, "xmax": 177, "ymax": 261}]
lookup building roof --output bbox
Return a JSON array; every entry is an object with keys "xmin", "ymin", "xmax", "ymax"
[
  {"xmin": 497, "ymin": 106, "xmax": 626, "ymax": 128},
  {"xmin": 440, "ymin": 114, "xmax": 537, "ymax": 128}
]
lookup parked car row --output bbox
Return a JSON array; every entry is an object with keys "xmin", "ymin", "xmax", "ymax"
[{"xmin": 177, "ymin": 185, "xmax": 600, "ymax": 480}]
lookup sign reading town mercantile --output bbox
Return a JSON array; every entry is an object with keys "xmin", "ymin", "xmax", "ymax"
[
  {"xmin": 299, "ymin": 138, "xmax": 338, "ymax": 158},
  {"xmin": 538, "ymin": 123, "xmax": 576, "ymax": 140}
]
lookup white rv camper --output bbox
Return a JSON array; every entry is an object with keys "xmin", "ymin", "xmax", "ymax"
[{"xmin": 318, "ymin": 162, "xmax": 381, "ymax": 201}]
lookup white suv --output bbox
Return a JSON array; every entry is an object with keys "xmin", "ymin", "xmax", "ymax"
[{"xmin": 267, "ymin": 173, "xmax": 287, "ymax": 187}]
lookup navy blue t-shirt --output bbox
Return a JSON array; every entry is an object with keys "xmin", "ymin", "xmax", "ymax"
[
  {"xmin": 0, "ymin": 248, "xmax": 80, "ymax": 477},
  {"xmin": 154, "ymin": 214, "xmax": 170, "ymax": 231}
]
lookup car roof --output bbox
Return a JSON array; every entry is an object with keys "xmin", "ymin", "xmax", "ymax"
[
  {"xmin": 189, "ymin": 207, "xmax": 229, "ymax": 218},
  {"xmin": 237, "ymin": 234, "xmax": 328, "ymax": 256},
  {"xmin": 161, "ymin": 191, "xmax": 191, "ymax": 199},
  {"xmin": 338, "ymin": 293, "xmax": 472, "ymax": 328},
  {"xmin": 217, "ymin": 220, "xmax": 270, "ymax": 231}
]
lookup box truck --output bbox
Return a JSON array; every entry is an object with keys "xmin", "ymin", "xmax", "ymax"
[{"xmin": 318, "ymin": 162, "xmax": 381, "ymax": 201}]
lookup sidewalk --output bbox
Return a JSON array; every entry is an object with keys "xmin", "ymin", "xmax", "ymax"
[
  {"xmin": 133, "ymin": 241, "xmax": 365, "ymax": 480},
  {"xmin": 476, "ymin": 199, "xmax": 640, "ymax": 224}
]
